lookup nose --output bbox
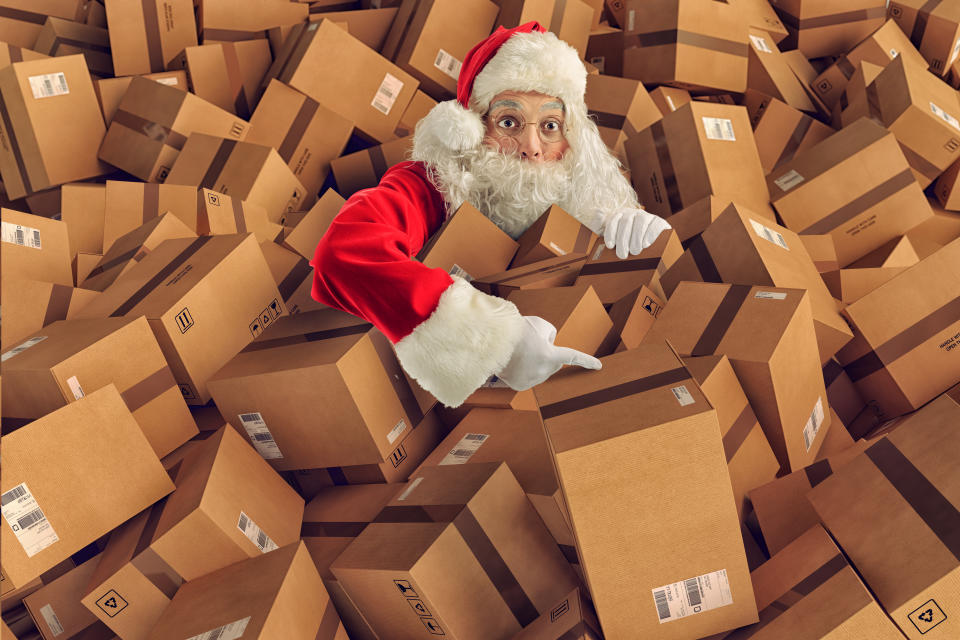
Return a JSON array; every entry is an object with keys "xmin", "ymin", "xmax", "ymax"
[{"xmin": 517, "ymin": 124, "xmax": 544, "ymax": 162}]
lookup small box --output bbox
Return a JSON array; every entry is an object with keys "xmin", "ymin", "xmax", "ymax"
[
  {"xmin": 417, "ymin": 201, "xmax": 519, "ymax": 281},
  {"xmin": 888, "ymin": 0, "xmax": 960, "ymax": 76},
  {"xmin": 773, "ymin": 0, "xmax": 886, "ymax": 59},
  {"xmin": 330, "ymin": 135, "xmax": 414, "ymax": 198},
  {"xmin": 102, "ymin": 181, "xmax": 199, "ymax": 253},
  {"xmin": 648, "ymin": 85, "xmax": 692, "ymax": 116},
  {"xmin": 309, "ymin": 7, "xmax": 400, "ymax": 53},
  {"xmin": 93, "ymin": 71, "xmax": 188, "ymax": 126},
  {"xmin": 23, "ymin": 558, "xmax": 102, "ymax": 640},
  {"xmin": 0, "ymin": 1, "xmax": 86, "ymax": 49},
  {"xmin": 585, "ymin": 73, "xmax": 661, "ymax": 164},
  {"xmin": 197, "ymin": 0, "xmax": 309, "ymax": 43},
  {"xmin": 175, "ymin": 40, "xmax": 273, "ymax": 119},
  {"xmin": 0, "ymin": 278, "xmax": 99, "ymax": 351},
  {"xmin": 511, "ymin": 205, "xmax": 598, "ymax": 269},
  {"xmin": 280, "ymin": 189, "xmax": 345, "ymax": 260},
  {"xmin": 33, "ymin": 16, "xmax": 111, "ymax": 77},
  {"xmin": 103, "ymin": 0, "xmax": 197, "ymax": 75},
  {"xmin": 196, "ymin": 188, "xmax": 282, "ymax": 243},
  {"xmin": 745, "ymin": 28, "xmax": 815, "ymax": 113},
  {"xmin": 743, "ymin": 91, "xmax": 835, "ymax": 176},
  {"xmin": 473, "ymin": 253, "xmax": 588, "ymax": 299},
  {"xmin": 507, "ymin": 284, "xmax": 611, "ymax": 357},
  {"xmin": 1, "ymin": 208, "xmax": 72, "ymax": 286},
  {"xmin": 574, "ymin": 227, "xmax": 683, "ymax": 303}
]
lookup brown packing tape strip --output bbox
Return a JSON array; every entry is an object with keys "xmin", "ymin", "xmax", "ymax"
[
  {"xmin": 0, "ymin": 6, "xmax": 47, "ymax": 24},
  {"xmin": 900, "ymin": 144, "xmax": 943, "ymax": 183},
  {"xmin": 822, "ymin": 358, "xmax": 845, "ymax": 388},
  {"xmin": 836, "ymin": 57, "xmax": 855, "ymax": 80},
  {"xmin": 219, "ymin": 43, "xmax": 250, "ymax": 119},
  {"xmin": 775, "ymin": 115, "xmax": 813, "ymax": 169},
  {"xmin": 912, "ymin": 0, "xmax": 944, "ymax": 45},
  {"xmin": 196, "ymin": 190, "xmax": 211, "ymax": 235},
  {"xmin": 242, "ymin": 323, "xmax": 372, "ymax": 352},
  {"xmin": 866, "ymin": 437, "xmax": 960, "ymax": 560},
  {"xmin": 687, "ymin": 236, "xmax": 722, "ymax": 284},
  {"xmin": 42, "ymin": 285, "xmax": 74, "ymax": 327},
  {"xmin": 373, "ymin": 504, "xmax": 465, "ymax": 523},
  {"xmin": 650, "ymin": 120, "xmax": 684, "ymax": 213},
  {"xmin": 8, "ymin": 44, "xmax": 22, "ymax": 63},
  {"xmin": 309, "ymin": 1, "xmax": 356, "ymax": 11},
  {"xmin": 87, "ymin": 246, "xmax": 141, "ymax": 277},
  {"xmin": 201, "ymin": 28, "xmax": 268, "ymax": 41},
  {"xmin": 278, "ymin": 258, "xmax": 313, "ymax": 300},
  {"xmin": 200, "ymin": 139, "xmax": 237, "ymax": 190},
  {"xmin": 493, "ymin": 254, "xmax": 587, "ymax": 285},
  {"xmin": 369, "ymin": 145, "xmax": 389, "ymax": 180},
  {"xmin": 50, "ymin": 36, "xmax": 111, "ymax": 55},
  {"xmin": 0, "ymin": 81, "xmax": 33, "ymax": 195},
  {"xmin": 300, "ymin": 522, "xmax": 368, "ymax": 538},
  {"xmin": 804, "ymin": 458, "xmax": 834, "ymax": 488},
  {"xmin": 801, "ymin": 168, "xmax": 915, "ymax": 235},
  {"xmin": 278, "ymin": 95, "xmax": 320, "ymax": 163},
  {"xmin": 326, "ymin": 467, "xmax": 349, "ymax": 486},
  {"xmin": 141, "ymin": 0, "xmax": 164, "ymax": 71},
  {"xmin": 573, "ymin": 225, "xmax": 593, "ymax": 254},
  {"xmin": 112, "ymin": 109, "xmax": 189, "ymax": 149},
  {"xmin": 109, "ymin": 236, "xmax": 213, "ymax": 317},
  {"xmin": 578, "ymin": 257, "xmax": 661, "ymax": 277},
  {"xmin": 230, "ymin": 196, "xmax": 247, "ymax": 233},
  {"xmin": 317, "ymin": 598, "xmax": 341, "ymax": 640},
  {"xmin": 846, "ymin": 294, "xmax": 960, "ymax": 382},
  {"xmin": 143, "ymin": 183, "xmax": 160, "ymax": 224},
  {"xmin": 540, "ymin": 367, "xmax": 691, "ymax": 419},
  {"xmin": 776, "ymin": 6, "xmax": 887, "ymax": 31},
  {"xmin": 691, "ymin": 284, "xmax": 752, "ymax": 356},
  {"xmin": 722, "ymin": 403, "xmax": 757, "ymax": 463},
  {"xmin": 121, "ymin": 366, "xmax": 178, "ymax": 413},
  {"xmin": 634, "ymin": 29, "xmax": 749, "ymax": 58},
  {"xmin": 588, "ymin": 110, "xmax": 627, "ymax": 131}
]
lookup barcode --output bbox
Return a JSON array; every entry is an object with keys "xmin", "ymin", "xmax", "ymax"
[
  {"xmin": 15, "ymin": 229, "xmax": 23, "ymax": 245},
  {"xmin": 17, "ymin": 509, "xmax": 45, "ymax": 530},
  {"xmin": 372, "ymin": 100, "xmax": 389, "ymax": 114},
  {"xmin": 256, "ymin": 530, "xmax": 267, "ymax": 549},
  {"xmin": 464, "ymin": 434, "xmax": 487, "ymax": 441},
  {"xmin": 654, "ymin": 590, "xmax": 671, "ymax": 620},
  {"xmin": 239, "ymin": 413, "xmax": 260, "ymax": 422},
  {"xmin": 238, "ymin": 513, "xmax": 249, "ymax": 530},
  {"xmin": 685, "ymin": 578, "xmax": 702, "ymax": 607},
  {"xmin": 380, "ymin": 86, "xmax": 394, "ymax": 99},
  {"xmin": 32, "ymin": 229, "xmax": 40, "ymax": 248},
  {"xmin": 43, "ymin": 78, "xmax": 53, "ymax": 95},
  {"xmin": 252, "ymin": 432, "xmax": 274, "ymax": 442},
  {"xmin": 207, "ymin": 629, "xmax": 225, "ymax": 640},
  {"xmin": 449, "ymin": 449, "xmax": 474, "ymax": 457},
  {"xmin": 803, "ymin": 428, "xmax": 813, "ymax": 451},
  {"xmin": 1, "ymin": 486, "xmax": 27, "ymax": 506}
]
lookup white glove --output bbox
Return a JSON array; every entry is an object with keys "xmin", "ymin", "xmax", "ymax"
[
  {"xmin": 602, "ymin": 208, "xmax": 672, "ymax": 260},
  {"xmin": 495, "ymin": 316, "xmax": 602, "ymax": 391}
]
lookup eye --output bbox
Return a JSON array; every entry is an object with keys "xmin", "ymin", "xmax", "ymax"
[
  {"xmin": 542, "ymin": 120, "xmax": 561, "ymax": 132},
  {"xmin": 496, "ymin": 116, "xmax": 519, "ymax": 129}
]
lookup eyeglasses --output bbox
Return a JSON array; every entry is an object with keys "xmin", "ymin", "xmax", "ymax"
[{"xmin": 487, "ymin": 113, "xmax": 567, "ymax": 143}]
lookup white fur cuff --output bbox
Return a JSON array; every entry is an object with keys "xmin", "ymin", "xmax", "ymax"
[{"xmin": 394, "ymin": 277, "xmax": 525, "ymax": 408}]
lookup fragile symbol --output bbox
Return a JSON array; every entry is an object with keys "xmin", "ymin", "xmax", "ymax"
[
  {"xmin": 406, "ymin": 598, "xmax": 430, "ymax": 617},
  {"xmin": 269, "ymin": 299, "xmax": 281, "ymax": 318},
  {"xmin": 421, "ymin": 618, "xmax": 445, "ymax": 635},
  {"xmin": 178, "ymin": 384, "xmax": 196, "ymax": 401},
  {"xmin": 642, "ymin": 296, "xmax": 662, "ymax": 317},
  {"xmin": 95, "ymin": 590, "xmax": 128, "ymax": 617},
  {"xmin": 394, "ymin": 579, "xmax": 417, "ymax": 597}
]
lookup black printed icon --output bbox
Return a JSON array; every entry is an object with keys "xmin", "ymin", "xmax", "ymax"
[
  {"xmin": 642, "ymin": 296, "xmax": 662, "ymax": 317},
  {"xmin": 389, "ymin": 445, "xmax": 407, "ymax": 468},
  {"xmin": 550, "ymin": 599, "xmax": 570, "ymax": 622},
  {"xmin": 155, "ymin": 166, "xmax": 170, "ymax": 183},
  {"xmin": 890, "ymin": 6, "xmax": 902, "ymax": 17},
  {"xmin": 249, "ymin": 318, "xmax": 263, "ymax": 338},
  {"xmin": 407, "ymin": 598, "xmax": 430, "ymax": 617},
  {"xmin": 268, "ymin": 298, "xmax": 281, "ymax": 318},
  {"xmin": 96, "ymin": 590, "xmax": 128, "ymax": 617},
  {"xmin": 207, "ymin": 192, "xmax": 221, "ymax": 206},
  {"xmin": 421, "ymin": 618, "xmax": 445, "ymax": 635},
  {"xmin": 178, "ymin": 384, "xmax": 196, "ymax": 401},
  {"xmin": 946, "ymin": 138, "xmax": 960, "ymax": 152},
  {"xmin": 817, "ymin": 80, "xmax": 832, "ymax": 93},
  {"xmin": 909, "ymin": 599, "xmax": 946, "ymax": 634},
  {"xmin": 394, "ymin": 579, "xmax": 417, "ymax": 597},
  {"xmin": 259, "ymin": 307, "xmax": 273, "ymax": 331},
  {"xmin": 174, "ymin": 308, "xmax": 194, "ymax": 334},
  {"xmin": 230, "ymin": 122, "xmax": 244, "ymax": 137}
]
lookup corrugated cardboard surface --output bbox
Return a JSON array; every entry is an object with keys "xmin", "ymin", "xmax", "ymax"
[{"xmin": 1, "ymin": 209, "xmax": 73, "ymax": 286}]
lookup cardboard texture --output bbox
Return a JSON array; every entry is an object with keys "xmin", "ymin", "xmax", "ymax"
[
  {"xmin": 94, "ymin": 71, "xmax": 188, "ymax": 126},
  {"xmin": 626, "ymin": 102, "xmax": 773, "ymax": 220},
  {"xmin": 1, "ymin": 278, "xmax": 99, "ymax": 350},
  {"xmin": 823, "ymin": 358, "xmax": 867, "ymax": 434},
  {"xmin": 258, "ymin": 241, "xmax": 326, "ymax": 316},
  {"xmin": 585, "ymin": 25, "xmax": 624, "ymax": 77},
  {"xmin": 743, "ymin": 91, "xmax": 835, "ymax": 176},
  {"xmin": 0, "ymin": 385, "xmax": 174, "ymax": 590},
  {"xmin": 473, "ymin": 253, "xmax": 588, "ymax": 299},
  {"xmin": 585, "ymin": 73, "xmax": 662, "ymax": 164},
  {"xmin": 332, "ymin": 462, "xmax": 579, "ymax": 640},
  {"xmin": 644, "ymin": 282, "xmax": 830, "ymax": 472},
  {"xmin": 330, "ymin": 135, "xmax": 414, "ymax": 198},
  {"xmin": 0, "ymin": 1, "xmax": 87, "ymax": 49},
  {"xmin": 196, "ymin": 188, "xmax": 282, "ymax": 243},
  {"xmin": 280, "ymin": 189, "xmax": 345, "ymax": 260},
  {"xmin": 1, "ymin": 208, "xmax": 72, "ymax": 286},
  {"xmin": 33, "ymin": 17, "xmax": 112, "ymax": 77},
  {"xmin": 23, "ymin": 558, "xmax": 102, "ymax": 640},
  {"xmin": 808, "ymin": 394, "xmax": 960, "ymax": 640},
  {"xmin": 573, "ymin": 228, "xmax": 683, "ymax": 303},
  {"xmin": 176, "ymin": 40, "xmax": 273, "ymax": 119},
  {"xmin": 734, "ymin": 0, "xmax": 789, "ymax": 44},
  {"xmin": 103, "ymin": 0, "xmax": 197, "ymax": 76},
  {"xmin": 772, "ymin": 0, "xmax": 886, "ymax": 59},
  {"xmin": 666, "ymin": 196, "xmax": 731, "ymax": 247},
  {"xmin": 418, "ymin": 201, "xmax": 519, "ymax": 281},
  {"xmin": 496, "ymin": 0, "xmax": 557, "ymax": 32},
  {"xmin": 511, "ymin": 588, "xmax": 602, "ymax": 640},
  {"xmin": 71, "ymin": 234, "xmax": 286, "ymax": 405},
  {"xmin": 548, "ymin": 0, "xmax": 594, "ymax": 59},
  {"xmin": 310, "ymin": 7, "xmax": 400, "ymax": 52},
  {"xmin": 101, "ymin": 181, "xmax": 200, "ymax": 253},
  {"xmin": 507, "ymin": 284, "xmax": 612, "ymax": 357},
  {"xmin": 746, "ymin": 28, "xmax": 816, "ymax": 114},
  {"xmin": 198, "ymin": 0, "xmax": 309, "ymax": 43},
  {"xmin": 393, "ymin": 88, "xmax": 436, "ymax": 138},
  {"xmin": 534, "ymin": 343, "xmax": 757, "ymax": 639},
  {"xmin": 888, "ymin": 0, "xmax": 960, "ymax": 76},
  {"xmin": 821, "ymin": 236, "xmax": 920, "ymax": 305},
  {"xmin": 0, "ymin": 55, "xmax": 109, "ymax": 199}
]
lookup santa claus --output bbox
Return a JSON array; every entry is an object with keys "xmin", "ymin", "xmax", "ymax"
[{"xmin": 311, "ymin": 22, "xmax": 671, "ymax": 407}]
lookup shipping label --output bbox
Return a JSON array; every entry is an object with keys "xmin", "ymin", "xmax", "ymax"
[
  {"xmin": 548, "ymin": 241, "xmax": 568, "ymax": 256},
  {"xmin": 237, "ymin": 512, "xmax": 278, "ymax": 553},
  {"xmin": 449, "ymin": 263, "xmax": 473, "ymax": 282},
  {"xmin": 239, "ymin": 412, "xmax": 284, "ymax": 460},
  {"xmin": 774, "ymin": 169, "xmax": 805, "ymax": 191},
  {"xmin": 1, "ymin": 336, "xmax": 47, "ymax": 363},
  {"xmin": 749, "ymin": 35, "xmax": 773, "ymax": 53},
  {"xmin": 755, "ymin": 291, "xmax": 787, "ymax": 300},
  {"xmin": 28, "ymin": 72, "xmax": 69, "ymax": 99},
  {"xmin": 627, "ymin": 9, "xmax": 636, "ymax": 32},
  {"xmin": 186, "ymin": 617, "xmax": 251, "ymax": 640},
  {"xmin": 39, "ymin": 604, "xmax": 64, "ymax": 637},
  {"xmin": 670, "ymin": 385, "xmax": 695, "ymax": 407},
  {"xmin": 1, "ymin": 483, "xmax": 59, "ymax": 558},
  {"xmin": 433, "ymin": 49, "xmax": 462, "ymax": 80},
  {"xmin": 439, "ymin": 433, "xmax": 489, "ymax": 465},
  {"xmin": 749, "ymin": 219, "xmax": 789, "ymax": 250},
  {"xmin": 802, "ymin": 396, "xmax": 825, "ymax": 452},
  {"xmin": 930, "ymin": 102, "xmax": 960, "ymax": 131},
  {"xmin": 371, "ymin": 73, "xmax": 404, "ymax": 115},
  {"xmin": 387, "ymin": 418, "xmax": 407, "ymax": 445},
  {"xmin": 702, "ymin": 117, "xmax": 736, "ymax": 141},
  {"xmin": 155, "ymin": 76, "xmax": 180, "ymax": 86},
  {"xmin": 65, "ymin": 375, "xmax": 85, "ymax": 400},
  {"xmin": 653, "ymin": 569, "xmax": 733, "ymax": 624},
  {"xmin": 2, "ymin": 220, "xmax": 41, "ymax": 249},
  {"xmin": 889, "ymin": 48, "xmax": 899, "ymax": 59}
]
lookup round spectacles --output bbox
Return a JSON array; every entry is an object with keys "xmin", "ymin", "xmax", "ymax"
[{"xmin": 488, "ymin": 113, "xmax": 567, "ymax": 143}]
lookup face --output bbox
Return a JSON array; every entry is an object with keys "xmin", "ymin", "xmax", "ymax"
[{"xmin": 483, "ymin": 90, "xmax": 571, "ymax": 163}]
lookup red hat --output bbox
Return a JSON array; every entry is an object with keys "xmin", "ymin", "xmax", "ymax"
[{"xmin": 456, "ymin": 22, "xmax": 547, "ymax": 109}]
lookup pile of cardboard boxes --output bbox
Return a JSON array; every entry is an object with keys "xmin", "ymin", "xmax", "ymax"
[{"xmin": 2, "ymin": 0, "xmax": 959, "ymax": 638}]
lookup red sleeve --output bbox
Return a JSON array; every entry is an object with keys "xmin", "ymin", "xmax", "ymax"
[{"xmin": 310, "ymin": 161, "xmax": 455, "ymax": 343}]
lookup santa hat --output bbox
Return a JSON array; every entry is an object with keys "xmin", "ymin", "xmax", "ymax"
[{"xmin": 412, "ymin": 22, "xmax": 588, "ymax": 155}]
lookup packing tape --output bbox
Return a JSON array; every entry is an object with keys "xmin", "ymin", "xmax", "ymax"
[
  {"xmin": 558, "ymin": 544, "xmax": 579, "ymax": 564},
  {"xmin": 722, "ymin": 403, "xmax": 758, "ymax": 463},
  {"xmin": 691, "ymin": 284, "xmax": 751, "ymax": 356},
  {"xmin": 911, "ymin": 0, "xmax": 944, "ymax": 45},
  {"xmin": 8, "ymin": 44, "xmax": 22, "ymax": 63},
  {"xmin": 196, "ymin": 190, "xmax": 211, "ymax": 236},
  {"xmin": 634, "ymin": 29, "xmax": 749, "ymax": 58},
  {"xmin": 121, "ymin": 366, "xmax": 179, "ymax": 413},
  {"xmin": 200, "ymin": 138, "xmax": 237, "ymax": 190},
  {"xmin": 42, "ymin": 285, "xmax": 74, "ymax": 327},
  {"xmin": 588, "ymin": 110, "xmax": 627, "ymax": 131},
  {"xmin": 845, "ymin": 294, "xmax": 960, "ymax": 382},
  {"xmin": 278, "ymin": 96, "xmax": 319, "ymax": 163},
  {"xmin": 775, "ymin": 6, "xmax": 886, "ymax": 31},
  {"xmin": 241, "ymin": 323, "xmax": 371, "ymax": 352},
  {"xmin": 218, "ymin": 43, "xmax": 249, "ymax": 119},
  {"xmin": 200, "ymin": 28, "xmax": 267, "ymax": 41},
  {"xmin": 822, "ymin": 358, "xmax": 845, "ymax": 388},
  {"xmin": 801, "ymin": 168, "xmax": 915, "ymax": 235},
  {"xmin": 112, "ymin": 109, "xmax": 188, "ymax": 149},
  {"xmin": 109, "ymin": 236, "xmax": 212, "ymax": 317},
  {"xmin": 317, "ymin": 599, "xmax": 342, "ymax": 640},
  {"xmin": 578, "ymin": 257, "xmax": 662, "ymax": 276},
  {"xmin": 865, "ymin": 437, "xmax": 960, "ymax": 561},
  {"xmin": 143, "ymin": 183, "xmax": 160, "ymax": 224},
  {"xmin": 687, "ymin": 236, "xmax": 722, "ymax": 284},
  {"xmin": 87, "ymin": 246, "xmax": 142, "ymax": 278},
  {"xmin": 0, "ymin": 6, "xmax": 46, "ymax": 24},
  {"xmin": 141, "ymin": 0, "xmax": 164, "ymax": 71},
  {"xmin": 369, "ymin": 144, "xmax": 389, "ymax": 180},
  {"xmin": 573, "ymin": 226, "xmax": 594, "ymax": 254},
  {"xmin": 490, "ymin": 254, "xmax": 587, "ymax": 285},
  {"xmin": 836, "ymin": 56, "xmax": 856, "ymax": 80},
  {"xmin": 650, "ymin": 120, "xmax": 684, "ymax": 213},
  {"xmin": 49, "ymin": 36, "xmax": 111, "ymax": 55},
  {"xmin": 230, "ymin": 196, "xmax": 247, "ymax": 233},
  {"xmin": 775, "ymin": 115, "xmax": 813, "ymax": 169},
  {"xmin": 539, "ymin": 367, "xmax": 691, "ymax": 419},
  {"xmin": 804, "ymin": 458, "xmax": 834, "ymax": 489},
  {"xmin": 300, "ymin": 522, "xmax": 368, "ymax": 538},
  {"xmin": 278, "ymin": 258, "xmax": 313, "ymax": 301},
  {"xmin": 0, "ymin": 83, "xmax": 34, "ymax": 194}
]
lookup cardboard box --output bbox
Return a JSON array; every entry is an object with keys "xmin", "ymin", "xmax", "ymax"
[
  {"xmin": 103, "ymin": 0, "xmax": 196, "ymax": 76},
  {"xmin": 1, "ymin": 315, "xmax": 198, "ymax": 457},
  {"xmin": 302, "ymin": 537, "xmax": 377, "ymax": 640},
  {"xmin": 266, "ymin": 19, "xmax": 419, "ymax": 143},
  {"xmin": 98, "ymin": 76, "xmax": 249, "ymax": 183},
  {"xmin": 573, "ymin": 227, "xmax": 683, "ymax": 303},
  {"xmin": 23, "ymin": 558, "xmax": 103, "ymax": 640},
  {"xmin": 621, "ymin": 0, "xmax": 749, "ymax": 93},
  {"xmin": 507, "ymin": 284, "xmax": 611, "ymax": 357},
  {"xmin": 596, "ymin": 284, "xmax": 664, "ymax": 355},
  {"xmin": 382, "ymin": 0, "xmax": 498, "ymax": 100},
  {"xmin": 332, "ymin": 462, "xmax": 579, "ymax": 639},
  {"xmin": 834, "ymin": 59, "xmax": 886, "ymax": 129},
  {"xmin": 73, "ymin": 248, "xmax": 102, "ymax": 285},
  {"xmin": 0, "ymin": 42, "xmax": 48, "ymax": 67},
  {"xmin": 33, "ymin": 16, "xmax": 111, "ymax": 77},
  {"xmin": 258, "ymin": 241, "xmax": 325, "ymax": 316},
  {"xmin": 0, "ymin": 385, "xmax": 174, "ymax": 590},
  {"xmin": 196, "ymin": 188, "xmax": 282, "ymax": 243},
  {"xmin": 772, "ymin": 0, "xmax": 886, "ymax": 59},
  {"xmin": 0, "ymin": 1, "xmax": 86, "ymax": 50},
  {"xmin": 175, "ymin": 40, "xmax": 272, "ymax": 119},
  {"xmin": 800, "ymin": 234, "xmax": 840, "ymax": 274},
  {"xmin": 733, "ymin": 0, "xmax": 789, "ymax": 43},
  {"xmin": 208, "ymin": 309, "xmax": 426, "ymax": 468},
  {"xmin": 302, "ymin": 483, "xmax": 402, "ymax": 538},
  {"xmin": 808, "ymin": 393, "xmax": 960, "ymax": 640},
  {"xmin": 837, "ymin": 238, "xmax": 960, "ymax": 420},
  {"xmin": 912, "ymin": 197, "xmax": 960, "ymax": 249},
  {"xmin": 1, "ymin": 208, "xmax": 72, "ymax": 286},
  {"xmin": 746, "ymin": 28, "xmax": 816, "ymax": 113},
  {"xmin": 585, "ymin": 73, "xmax": 661, "ymax": 164},
  {"xmin": 93, "ymin": 71, "xmax": 188, "ymax": 126},
  {"xmin": 472, "ymin": 253, "xmax": 587, "ymax": 299},
  {"xmin": 101, "ymin": 181, "xmax": 199, "ymax": 253},
  {"xmin": 821, "ymin": 235, "xmax": 919, "ymax": 304},
  {"xmin": 198, "ymin": 0, "xmax": 309, "ymax": 43},
  {"xmin": 682, "ymin": 354, "xmax": 780, "ymax": 522},
  {"xmin": 548, "ymin": 0, "xmax": 594, "ymax": 59},
  {"xmin": 247, "ymin": 80, "xmax": 353, "ymax": 200},
  {"xmin": 512, "ymin": 588, "xmax": 601, "ymax": 640},
  {"xmin": 888, "ymin": 0, "xmax": 960, "ymax": 76},
  {"xmin": 743, "ymin": 91, "xmax": 834, "ymax": 176},
  {"xmin": 72, "ymin": 234, "xmax": 286, "ymax": 405},
  {"xmin": 146, "ymin": 541, "xmax": 343, "ymax": 640},
  {"xmin": 662, "ymin": 196, "xmax": 729, "ymax": 249},
  {"xmin": 648, "ymin": 86, "xmax": 692, "ymax": 117},
  {"xmin": 330, "ymin": 135, "xmax": 414, "ymax": 198},
  {"xmin": 644, "ymin": 282, "xmax": 830, "ymax": 472},
  {"xmin": 0, "ymin": 55, "xmax": 108, "ymax": 199},
  {"xmin": 769, "ymin": 117, "xmax": 934, "ymax": 266},
  {"xmin": 823, "ymin": 357, "xmax": 867, "ymax": 434},
  {"xmin": 496, "ymin": 0, "xmax": 556, "ymax": 32},
  {"xmin": 626, "ymin": 102, "xmax": 773, "ymax": 219},
  {"xmin": 310, "ymin": 7, "xmax": 400, "ymax": 52},
  {"xmin": 164, "ymin": 134, "xmax": 308, "ymax": 222},
  {"xmin": 585, "ymin": 25, "xmax": 624, "ymax": 77},
  {"xmin": 280, "ymin": 188, "xmax": 345, "ymax": 260},
  {"xmin": 0, "ymin": 278, "xmax": 99, "ymax": 350},
  {"xmin": 510, "ymin": 205, "xmax": 598, "ymax": 269},
  {"xmin": 147, "ymin": 426, "xmax": 304, "ymax": 582},
  {"xmin": 417, "ymin": 200, "xmax": 519, "ymax": 280},
  {"xmin": 535, "ymin": 343, "xmax": 757, "ymax": 638},
  {"xmin": 393, "ymin": 88, "xmax": 435, "ymax": 137}
]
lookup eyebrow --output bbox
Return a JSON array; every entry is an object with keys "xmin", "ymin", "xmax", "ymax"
[
  {"xmin": 489, "ymin": 99, "xmax": 523, "ymax": 111},
  {"xmin": 541, "ymin": 101, "xmax": 564, "ymax": 112}
]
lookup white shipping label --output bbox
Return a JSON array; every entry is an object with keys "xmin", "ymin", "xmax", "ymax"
[
  {"xmin": 950, "ymin": 39, "xmax": 960, "ymax": 65},
  {"xmin": 670, "ymin": 385, "xmax": 695, "ymax": 407},
  {"xmin": 749, "ymin": 219, "xmax": 790, "ymax": 250},
  {"xmin": 1, "ymin": 336, "xmax": 47, "ymax": 362},
  {"xmin": 433, "ymin": 48, "xmax": 462, "ymax": 80},
  {"xmin": 930, "ymin": 101, "xmax": 960, "ymax": 131},
  {"xmin": 449, "ymin": 263, "xmax": 474, "ymax": 282},
  {"xmin": 774, "ymin": 169, "xmax": 805, "ymax": 191},
  {"xmin": 1, "ymin": 221, "xmax": 42, "ymax": 248},
  {"xmin": 39, "ymin": 604, "xmax": 64, "ymax": 637},
  {"xmin": 155, "ymin": 76, "xmax": 180, "ymax": 86},
  {"xmin": 371, "ymin": 73, "xmax": 404, "ymax": 115},
  {"xmin": 548, "ymin": 241, "xmax": 568, "ymax": 256},
  {"xmin": 186, "ymin": 617, "xmax": 251, "ymax": 640},
  {"xmin": 239, "ymin": 413, "xmax": 283, "ymax": 460},
  {"xmin": 749, "ymin": 35, "xmax": 773, "ymax": 53},
  {"xmin": 397, "ymin": 477, "xmax": 424, "ymax": 501},
  {"xmin": 65, "ymin": 376, "xmax": 85, "ymax": 400},
  {"xmin": 627, "ymin": 10, "xmax": 636, "ymax": 32},
  {"xmin": 1, "ymin": 483, "xmax": 59, "ymax": 558},
  {"xmin": 702, "ymin": 117, "xmax": 736, "ymax": 141},
  {"xmin": 802, "ymin": 396, "xmax": 825, "ymax": 452},
  {"xmin": 387, "ymin": 418, "xmax": 407, "ymax": 445},
  {"xmin": 653, "ymin": 569, "xmax": 733, "ymax": 624},
  {"xmin": 889, "ymin": 48, "xmax": 899, "ymax": 59},
  {"xmin": 439, "ymin": 433, "xmax": 490, "ymax": 465},
  {"xmin": 755, "ymin": 291, "xmax": 787, "ymax": 300},
  {"xmin": 237, "ymin": 512, "xmax": 278, "ymax": 553},
  {"xmin": 28, "ymin": 72, "xmax": 69, "ymax": 99}
]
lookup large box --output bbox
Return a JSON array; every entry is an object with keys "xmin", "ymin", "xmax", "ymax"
[
  {"xmin": 0, "ymin": 1, "xmax": 86, "ymax": 49},
  {"xmin": 22, "ymin": 558, "xmax": 103, "ymax": 640},
  {"xmin": 0, "ymin": 386, "xmax": 174, "ymax": 590},
  {"xmin": 196, "ymin": 188, "xmax": 282, "ymax": 243},
  {"xmin": 746, "ymin": 28, "xmax": 815, "ymax": 113},
  {"xmin": 584, "ymin": 73, "xmax": 662, "ymax": 164},
  {"xmin": 175, "ymin": 40, "xmax": 272, "ymax": 119},
  {"xmin": 0, "ymin": 278, "xmax": 98, "ymax": 350},
  {"xmin": 821, "ymin": 235, "xmax": 919, "ymax": 305},
  {"xmin": 0, "ymin": 55, "xmax": 108, "ymax": 199},
  {"xmin": 104, "ymin": 0, "xmax": 197, "ymax": 76},
  {"xmin": 1, "ymin": 208, "xmax": 72, "ymax": 286},
  {"xmin": 512, "ymin": 588, "xmax": 602, "ymax": 640},
  {"xmin": 506, "ymin": 284, "xmax": 611, "ymax": 357},
  {"xmin": 808, "ymin": 393, "xmax": 960, "ymax": 640},
  {"xmin": 33, "ymin": 17, "xmax": 112, "ymax": 77},
  {"xmin": 535, "ymin": 343, "xmax": 757, "ymax": 638},
  {"xmin": 94, "ymin": 71, "xmax": 188, "ymax": 127},
  {"xmin": 309, "ymin": 7, "xmax": 400, "ymax": 52},
  {"xmin": 72, "ymin": 234, "xmax": 286, "ymax": 405},
  {"xmin": 573, "ymin": 228, "xmax": 683, "ymax": 303},
  {"xmin": 644, "ymin": 282, "xmax": 830, "ymax": 472},
  {"xmin": 888, "ymin": 0, "xmax": 960, "ymax": 76},
  {"xmin": 472, "ymin": 253, "xmax": 587, "ymax": 299},
  {"xmin": 197, "ymin": 0, "xmax": 309, "ymax": 43},
  {"xmin": 744, "ymin": 91, "xmax": 834, "ymax": 176},
  {"xmin": 772, "ymin": 0, "xmax": 887, "ymax": 58}
]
